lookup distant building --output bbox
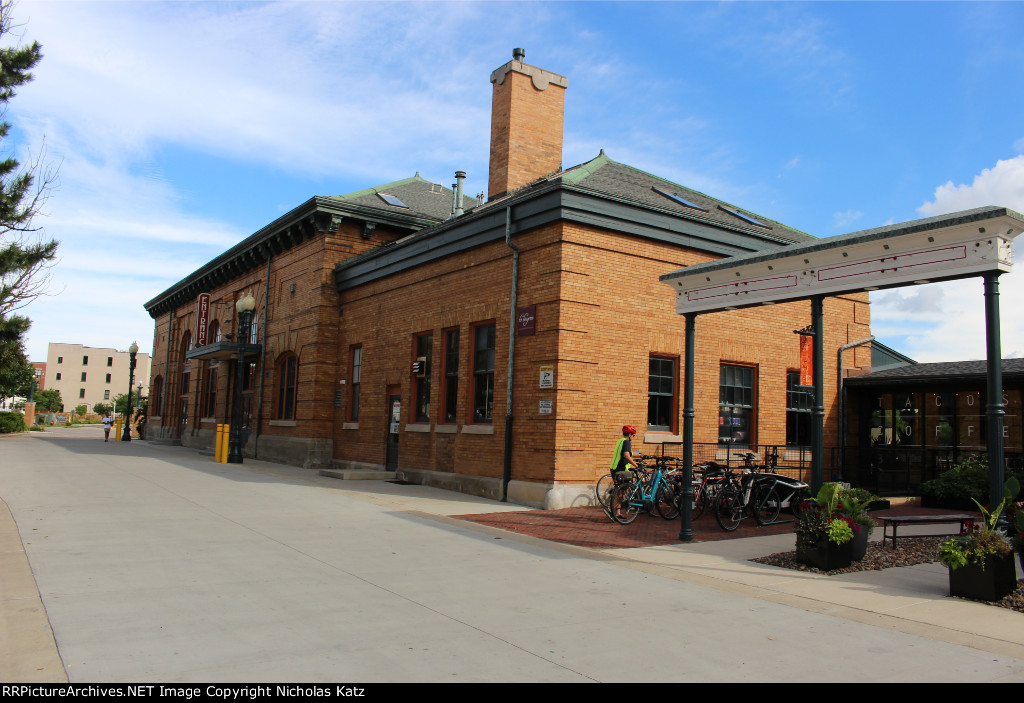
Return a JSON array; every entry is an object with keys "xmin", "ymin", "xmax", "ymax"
[{"xmin": 43, "ymin": 343, "xmax": 151, "ymax": 413}]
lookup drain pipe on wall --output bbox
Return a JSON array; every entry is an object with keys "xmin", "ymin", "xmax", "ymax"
[
  {"xmin": 838, "ymin": 335, "xmax": 874, "ymax": 479},
  {"xmin": 502, "ymin": 205, "xmax": 518, "ymax": 502},
  {"xmin": 254, "ymin": 256, "xmax": 272, "ymax": 459}
]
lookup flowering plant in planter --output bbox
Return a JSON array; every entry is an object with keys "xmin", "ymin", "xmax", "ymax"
[
  {"xmin": 937, "ymin": 492, "xmax": 1012, "ymax": 571},
  {"xmin": 795, "ymin": 484, "xmax": 858, "ymax": 550}
]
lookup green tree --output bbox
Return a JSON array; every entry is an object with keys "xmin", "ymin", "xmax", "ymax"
[
  {"xmin": 92, "ymin": 401, "xmax": 112, "ymax": 416},
  {"xmin": 34, "ymin": 387, "xmax": 60, "ymax": 412},
  {"xmin": 0, "ymin": 1, "xmax": 58, "ymax": 367},
  {"xmin": 0, "ymin": 331, "xmax": 31, "ymax": 401},
  {"xmin": 73, "ymin": 403, "xmax": 87, "ymax": 416},
  {"xmin": 114, "ymin": 391, "xmax": 144, "ymax": 416}
]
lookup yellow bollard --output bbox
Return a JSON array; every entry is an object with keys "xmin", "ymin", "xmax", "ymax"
[
  {"xmin": 217, "ymin": 424, "xmax": 229, "ymax": 463},
  {"xmin": 215, "ymin": 424, "xmax": 225, "ymax": 462},
  {"xmin": 114, "ymin": 418, "xmax": 123, "ymax": 441}
]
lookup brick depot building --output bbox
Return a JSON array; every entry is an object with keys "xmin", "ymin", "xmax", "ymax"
[{"xmin": 143, "ymin": 51, "xmax": 872, "ymax": 508}]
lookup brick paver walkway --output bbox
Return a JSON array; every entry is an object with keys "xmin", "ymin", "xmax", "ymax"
[
  {"xmin": 455, "ymin": 506, "xmax": 797, "ymax": 549},
  {"xmin": 455, "ymin": 504, "xmax": 969, "ymax": 550}
]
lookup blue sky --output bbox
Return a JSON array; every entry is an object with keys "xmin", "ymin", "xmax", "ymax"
[{"xmin": 7, "ymin": 0, "xmax": 1024, "ymax": 364}]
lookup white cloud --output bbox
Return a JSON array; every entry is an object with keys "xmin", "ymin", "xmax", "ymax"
[
  {"xmin": 833, "ymin": 209, "xmax": 863, "ymax": 228},
  {"xmin": 1015, "ymin": 137, "xmax": 1024, "ymax": 155},
  {"xmin": 917, "ymin": 155, "xmax": 1024, "ymax": 217}
]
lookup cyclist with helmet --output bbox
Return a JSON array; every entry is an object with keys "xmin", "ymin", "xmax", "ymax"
[{"xmin": 611, "ymin": 424, "xmax": 639, "ymax": 481}]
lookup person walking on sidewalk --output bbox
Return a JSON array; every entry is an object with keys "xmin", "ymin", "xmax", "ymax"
[{"xmin": 102, "ymin": 414, "xmax": 113, "ymax": 442}]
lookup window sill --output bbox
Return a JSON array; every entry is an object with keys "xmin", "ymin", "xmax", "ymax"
[
  {"xmin": 405, "ymin": 423, "xmax": 431, "ymax": 433},
  {"xmin": 200, "ymin": 418, "xmax": 217, "ymax": 424},
  {"xmin": 436, "ymin": 424, "xmax": 457, "ymax": 434},
  {"xmin": 462, "ymin": 425, "xmax": 494, "ymax": 435},
  {"xmin": 342, "ymin": 422, "xmax": 359, "ymax": 430},
  {"xmin": 644, "ymin": 432, "xmax": 682, "ymax": 444},
  {"xmin": 269, "ymin": 420, "xmax": 297, "ymax": 427}
]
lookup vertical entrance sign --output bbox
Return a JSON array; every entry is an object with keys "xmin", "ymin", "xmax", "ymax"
[{"xmin": 196, "ymin": 294, "xmax": 211, "ymax": 347}]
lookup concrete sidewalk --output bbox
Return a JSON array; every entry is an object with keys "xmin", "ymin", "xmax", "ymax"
[{"xmin": 2, "ymin": 427, "xmax": 1022, "ymax": 682}]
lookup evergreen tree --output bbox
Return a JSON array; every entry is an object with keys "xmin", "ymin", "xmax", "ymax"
[{"xmin": 0, "ymin": 0, "xmax": 58, "ymax": 349}]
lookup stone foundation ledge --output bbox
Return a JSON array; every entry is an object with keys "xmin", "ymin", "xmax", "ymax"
[{"xmin": 396, "ymin": 468, "xmax": 599, "ymax": 510}]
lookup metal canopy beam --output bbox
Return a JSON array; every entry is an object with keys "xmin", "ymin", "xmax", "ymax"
[{"xmin": 660, "ymin": 207, "xmax": 1021, "ymax": 314}]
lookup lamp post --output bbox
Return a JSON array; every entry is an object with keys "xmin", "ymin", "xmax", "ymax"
[
  {"xmin": 122, "ymin": 341, "xmax": 139, "ymax": 441},
  {"xmin": 227, "ymin": 293, "xmax": 256, "ymax": 464}
]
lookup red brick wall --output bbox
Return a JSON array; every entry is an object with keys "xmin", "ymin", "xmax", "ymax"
[{"xmin": 333, "ymin": 219, "xmax": 871, "ymax": 486}]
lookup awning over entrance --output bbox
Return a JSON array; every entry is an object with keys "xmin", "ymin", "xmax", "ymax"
[{"xmin": 185, "ymin": 341, "xmax": 262, "ymax": 362}]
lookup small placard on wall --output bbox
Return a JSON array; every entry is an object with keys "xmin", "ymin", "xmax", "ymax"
[
  {"xmin": 539, "ymin": 399, "xmax": 553, "ymax": 415},
  {"xmin": 539, "ymin": 365, "xmax": 554, "ymax": 389}
]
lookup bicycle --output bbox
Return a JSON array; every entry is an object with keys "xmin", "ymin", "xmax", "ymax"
[
  {"xmin": 608, "ymin": 455, "xmax": 679, "ymax": 524},
  {"xmin": 690, "ymin": 461, "xmax": 729, "ymax": 520},
  {"xmin": 735, "ymin": 450, "xmax": 809, "ymax": 517},
  {"xmin": 712, "ymin": 467, "xmax": 782, "ymax": 532}
]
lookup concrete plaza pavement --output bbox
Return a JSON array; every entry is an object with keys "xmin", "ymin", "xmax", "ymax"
[{"xmin": 1, "ymin": 426, "xmax": 1023, "ymax": 682}]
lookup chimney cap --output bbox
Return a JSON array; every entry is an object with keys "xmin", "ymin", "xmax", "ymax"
[{"xmin": 513, "ymin": 48, "xmax": 525, "ymax": 62}]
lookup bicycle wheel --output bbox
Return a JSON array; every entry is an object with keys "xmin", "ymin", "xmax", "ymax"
[
  {"xmin": 789, "ymin": 488, "xmax": 810, "ymax": 517},
  {"xmin": 753, "ymin": 485, "xmax": 781, "ymax": 526},
  {"xmin": 595, "ymin": 473, "xmax": 615, "ymax": 509},
  {"xmin": 714, "ymin": 485, "xmax": 744, "ymax": 532},
  {"xmin": 609, "ymin": 483, "xmax": 641, "ymax": 525},
  {"xmin": 654, "ymin": 480, "xmax": 680, "ymax": 520}
]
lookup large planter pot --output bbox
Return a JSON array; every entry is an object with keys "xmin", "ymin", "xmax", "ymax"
[
  {"xmin": 851, "ymin": 527, "xmax": 869, "ymax": 562},
  {"xmin": 948, "ymin": 552, "xmax": 1018, "ymax": 602},
  {"xmin": 797, "ymin": 537, "xmax": 854, "ymax": 571}
]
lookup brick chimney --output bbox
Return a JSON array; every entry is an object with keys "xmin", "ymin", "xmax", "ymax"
[{"xmin": 488, "ymin": 48, "xmax": 569, "ymax": 200}]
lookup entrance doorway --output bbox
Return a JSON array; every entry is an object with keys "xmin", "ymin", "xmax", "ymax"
[{"xmin": 386, "ymin": 389, "xmax": 400, "ymax": 470}]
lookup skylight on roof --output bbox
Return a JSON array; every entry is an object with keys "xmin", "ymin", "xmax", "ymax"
[
  {"xmin": 377, "ymin": 192, "xmax": 409, "ymax": 208},
  {"xmin": 653, "ymin": 187, "xmax": 708, "ymax": 212},
  {"xmin": 718, "ymin": 205, "xmax": 770, "ymax": 229}
]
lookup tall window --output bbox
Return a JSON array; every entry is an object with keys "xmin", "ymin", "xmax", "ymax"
[
  {"xmin": 350, "ymin": 347, "xmax": 362, "ymax": 422},
  {"xmin": 105, "ymin": 373, "xmax": 111, "ymax": 383},
  {"xmin": 414, "ymin": 334, "xmax": 432, "ymax": 422},
  {"xmin": 443, "ymin": 329, "xmax": 460, "ymax": 423},
  {"xmin": 472, "ymin": 323, "xmax": 495, "ymax": 423},
  {"xmin": 719, "ymin": 364, "xmax": 755, "ymax": 445},
  {"xmin": 82, "ymin": 356, "xmax": 88, "ymax": 365},
  {"xmin": 107, "ymin": 357, "xmax": 113, "ymax": 367},
  {"xmin": 786, "ymin": 371, "xmax": 812, "ymax": 447},
  {"xmin": 81, "ymin": 372, "xmax": 87, "ymax": 382},
  {"xmin": 277, "ymin": 354, "xmax": 298, "ymax": 420},
  {"xmin": 204, "ymin": 366, "xmax": 219, "ymax": 418},
  {"xmin": 648, "ymin": 356, "xmax": 676, "ymax": 432},
  {"xmin": 249, "ymin": 313, "xmax": 260, "ymax": 344}
]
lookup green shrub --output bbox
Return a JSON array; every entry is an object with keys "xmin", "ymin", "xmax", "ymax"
[
  {"xmin": 0, "ymin": 411, "xmax": 26, "ymax": 433},
  {"xmin": 920, "ymin": 456, "xmax": 1024, "ymax": 507}
]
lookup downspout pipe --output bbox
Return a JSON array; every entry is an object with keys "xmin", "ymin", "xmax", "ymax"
[
  {"xmin": 254, "ymin": 255, "xmax": 271, "ymax": 459},
  {"xmin": 838, "ymin": 335, "xmax": 874, "ymax": 480},
  {"xmin": 502, "ymin": 205, "xmax": 518, "ymax": 502}
]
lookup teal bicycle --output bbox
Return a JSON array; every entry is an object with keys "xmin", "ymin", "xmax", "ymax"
[{"xmin": 608, "ymin": 455, "xmax": 680, "ymax": 524}]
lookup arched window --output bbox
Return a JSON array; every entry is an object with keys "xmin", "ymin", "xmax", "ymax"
[
  {"xmin": 209, "ymin": 320, "xmax": 222, "ymax": 344},
  {"xmin": 277, "ymin": 353, "xmax": 298, "ymax": 420}
]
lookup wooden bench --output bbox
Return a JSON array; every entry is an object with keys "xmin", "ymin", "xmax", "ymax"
[{"xmin": 879, "ymin": 514, "xmax": 976, "ymax": 549}]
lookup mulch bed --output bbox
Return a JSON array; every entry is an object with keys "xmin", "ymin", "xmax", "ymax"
[{"xmin": 753, "ymin": 536, "xmax": 1024, "ymax": 615}]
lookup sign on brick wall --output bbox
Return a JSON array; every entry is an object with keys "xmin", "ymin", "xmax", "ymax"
[{"xmin": 196, "ymin": 293, "xmax": 211, "ymax": 347}]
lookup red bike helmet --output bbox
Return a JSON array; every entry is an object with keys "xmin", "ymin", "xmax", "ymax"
[{"xmin": 622, "ymin": 424, "xmax": 637, "ymax": 435}]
